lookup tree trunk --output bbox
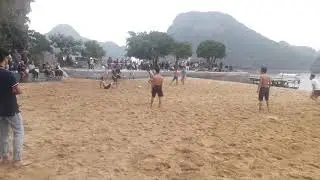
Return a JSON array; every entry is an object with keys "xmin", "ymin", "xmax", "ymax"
[
  {"xmin": 212, "ymin": 57, "xmax": 216, "ymax": 71},
  {"xmin": 153, "ymin": 56, "xmax": 159, "ymax": 69},
  {"xmin": 175, "ymin": 57, "xmax": 179, "ymax": 68},
  {"xmin": 207, "ymin": 57, "xmax": 211, "ymax": 70}
]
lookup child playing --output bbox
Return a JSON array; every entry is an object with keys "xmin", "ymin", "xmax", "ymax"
[
  {"xmin": 310, "ymin": 74, "xmax": 320, "ymax": 100},
  {"xmin": 257, "ymin": 66, "xmax": 271, "ymax": 112},
  {"xmin": 171, "ymin": 68, "xmax": 179, "ymax": 85},
  {"xmin": 148, "ymin": 68, "xmax": 164, "ymax": 108}
]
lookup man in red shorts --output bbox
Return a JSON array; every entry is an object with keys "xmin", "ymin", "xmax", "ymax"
[{"xmin": 148, "ymin": 67, "xmax": 164, "ymax": 108}]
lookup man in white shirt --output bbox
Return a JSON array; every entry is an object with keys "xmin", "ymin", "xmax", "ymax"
[{"xmin": 310, "ymin": 74, "xmax": 320, "ymax": 100}]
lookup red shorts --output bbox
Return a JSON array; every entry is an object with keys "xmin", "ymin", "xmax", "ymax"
[
  {"xmin": 152, "ymin": 85, "xmax": 163, "ymax": 97},
  {"xmin": 312, "ymin": 90, "xmax": 320, "ymax": 97},
  {"xmin": 259, "ymin": 87, "xmax": 270, "ymax": 101}
]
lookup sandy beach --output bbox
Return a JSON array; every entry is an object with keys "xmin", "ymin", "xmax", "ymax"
[{"xmin": 1, "ymin": 78, "xmax": 319, "ymax": 179}]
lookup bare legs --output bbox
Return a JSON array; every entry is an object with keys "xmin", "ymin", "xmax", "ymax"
[
  {"xmin": 158, "ymin": 97, "xmax": 162, "ymax": 108},
  {"xmin": 259, "ymin": 101, "xmax": 270, "ymax": 112},
  {"xmin": 181, "ymin": 78, "xmax": 185, "ymax": 85},
  {"xmin": 310, "ymin": 92, "xmax": 318, "ymax": 101},
  {"xmin": 259, "ymin": 101, "xmax": 262, "ymax": 112},
  {"xmin": 150, "ymin": 97, "xmax": 154, "ymax": 108},
  {"xmin": 171, "ymin": 77, "xmax": 178, "ymax": 85},
  {"xmin": 150, "ymin": 97, "xmax": 162, "ymax": 108}
]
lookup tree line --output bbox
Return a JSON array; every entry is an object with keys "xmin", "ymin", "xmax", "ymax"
[
  {"xmin": 126, "ymin": 31, "xmax": 226, "ymax": 70},
  {"xmin": 0, "ymin": 0, "xmax": 106, "ymax": 66}
]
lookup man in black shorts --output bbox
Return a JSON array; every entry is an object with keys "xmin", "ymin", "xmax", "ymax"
[{"xmin": 149, "ymin": 68, "xmax": 164, "ymax": 108}]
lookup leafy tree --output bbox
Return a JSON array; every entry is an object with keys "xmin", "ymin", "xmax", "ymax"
[
  {"xmin": 27, "ymin": 30, "xmax": 53, "ymax": 64},
  {"xmin": 196, "ymin": 40, "xmax": 226, "ymax": 70},
  {"xmin": 82, "ymin": 40, "xmax": 106, "ymax": 59},
  {"xmin": 49, "ymin": 34, "xmax": 83, "ymax": 66},
  {"xmin": 173, "ymin": 42, "xmax": 192, "ymax": 66},
  {"xmin": 126, "ymin": 31, "xmax": 174, "ymax": 68},
  {"xmin": 0, "ymin": 0, "xmax": 33, "ymax": 51},
  {"xmin": 0, "ymin": 23, "xmax": 28, "ymax": 51}
]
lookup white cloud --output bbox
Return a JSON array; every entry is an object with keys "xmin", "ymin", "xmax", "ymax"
[{"xmin": 29, "ymin": 0, "xmax": 320, "ymax": 49}]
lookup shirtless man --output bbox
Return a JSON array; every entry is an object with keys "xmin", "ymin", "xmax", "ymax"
[
  {"xmin": 257, "ymin": 66, "xmax": 272, "ymax": 112},
  {"xmin": 148, "ymin": 68, "xmax": 164, "ymax": 108}
]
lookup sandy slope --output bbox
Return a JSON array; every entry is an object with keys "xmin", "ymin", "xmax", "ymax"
[{"xmin": 0, "ymin": 78, "xmax": 319, "ymax": 179}]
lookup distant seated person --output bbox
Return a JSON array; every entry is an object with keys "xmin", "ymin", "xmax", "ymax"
[
  {"xmin": 310, "ymin": 74, "xmax": 320, "ymax": 100},
  {"xmin": 28, "ymin": 61, "xmax": 39, "ymax": 79},
  {"xmin": 100, "ymin": 77, "xmax": 112, "ymax": 89},
  {"xmin": 54, "ymin": 64, "xmax": 63, "ymax": 78},
  {"xmin": 44, "ymin": 63, "xmax": 53, "ymax": 77}
]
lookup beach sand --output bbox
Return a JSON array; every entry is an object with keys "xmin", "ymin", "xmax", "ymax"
[{"xmin": 1, "ymin": 78, "xmax": 320, "ymax": 179}]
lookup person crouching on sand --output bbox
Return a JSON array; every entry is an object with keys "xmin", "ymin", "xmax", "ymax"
[
  {"xmin": 148, "ymin": 68, "xmax": 164, "ymax": 108},
  {"xmin": 310, "ymin": 74, "xmax": 320, "ymax": 100},
  {"xmin": 257, "ymin": 66, "xmax": 271, "ymax": 112},
  {"xmin": 100, "ymin": 77, "xmax": 112, "ymax": 89}
]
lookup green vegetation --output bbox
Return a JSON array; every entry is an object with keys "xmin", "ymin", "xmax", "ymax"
[
  {"xmin": 173, "ymin": 42, "xmax": 192, "ymax": 66},
  {"xmin": 0, "ymin": 0, "xmax": 33, "ymax": 51},
  {"xmin": 82, "ymin": 40, "xmax": 106, "ymax": 60},
  {"xmin": 126, "ymin": 31, "xmax": 175, "ymax": 68},
  {"xmin": 196, "ymin": 40, "xmax": 226, "ymax": 70}
]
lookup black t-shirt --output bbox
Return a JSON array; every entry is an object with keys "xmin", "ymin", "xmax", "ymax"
[{"xmin": 0, "ymin": 67, "xmax": 20, "ymax": 116}]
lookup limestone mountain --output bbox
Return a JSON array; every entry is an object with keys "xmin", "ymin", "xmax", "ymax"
[
  {"xmin": 47, "ymin": 24, "xmax": 125, "ymax": 58},
  {"xmin": 101, "ymin": 41, "xmax": 126, "ymax": 58},
  {"xmin": 167, "ymin": 11, "xmax": 318, "ymax": 70},
  {"xmin": 47, "ymin": 24, "xmax": 85, "ymax": 40}
]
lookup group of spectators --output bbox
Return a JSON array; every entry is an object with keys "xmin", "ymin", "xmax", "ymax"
[
  {"xmin": 5, "ymin": 50, "xmax": 64, "ymax": 82},
  {"xmin": 104, "ymin": 59, "xmax": 233, "ymax": 72}
]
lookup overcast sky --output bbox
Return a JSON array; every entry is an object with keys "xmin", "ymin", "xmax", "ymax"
[{"xmin": 29, "ymin": 0, "xmax": 320, "ymax": 50}]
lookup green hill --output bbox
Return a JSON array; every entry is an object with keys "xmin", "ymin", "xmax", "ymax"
[
  {"xmin": 167, "ymin": 11, "xmax": 318, "ymax": 70},
  {"xmin": 47, "ymin": 24, "xmax": 125, "ymax": 58}
]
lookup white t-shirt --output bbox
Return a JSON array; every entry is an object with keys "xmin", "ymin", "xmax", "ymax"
[{"xmin": 311, "ymin": 79, "xmax": 320, "ymax": 90}]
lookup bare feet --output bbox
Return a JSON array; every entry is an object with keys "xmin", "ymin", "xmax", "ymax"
[
  {"xmin": 13, "ymin": 160, "xmax": 32, "ymax": 168},
  {"xmin": 1, "ymin": 156, "xmax": 10, "ymax": 164}
]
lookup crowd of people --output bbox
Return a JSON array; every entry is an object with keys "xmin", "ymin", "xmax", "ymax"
[
  {"xmin": 88, "ymin": 56, "xmax": 233, "ymax": 72},
  {"xmin": 4, "ymin": 51, "xmax": 64, "ymax": 82}
]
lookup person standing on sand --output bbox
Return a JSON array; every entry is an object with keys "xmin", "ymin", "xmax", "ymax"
[
  {"xmin": 257, "ymin": 66, "xmax": 272, "ymax": 112},
  {"xmin": 148, "ymin": 68, "xmax": 164, "ymax": 108},
  {"xmin": 181, "ymin": 66, "xmax": 187, "ymax": 85},
  {"xmin": 0, "ymin": 48, "xmax": 30, "ymax": 167},
  {"xmin": 310, "ymin": 74, "xmax": 320, "ymax": 100}
]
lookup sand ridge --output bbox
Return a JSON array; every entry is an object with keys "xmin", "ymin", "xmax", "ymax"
[{"xmin": 0, "ymin": 78, "xmax": 319, "ymax": 179}]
